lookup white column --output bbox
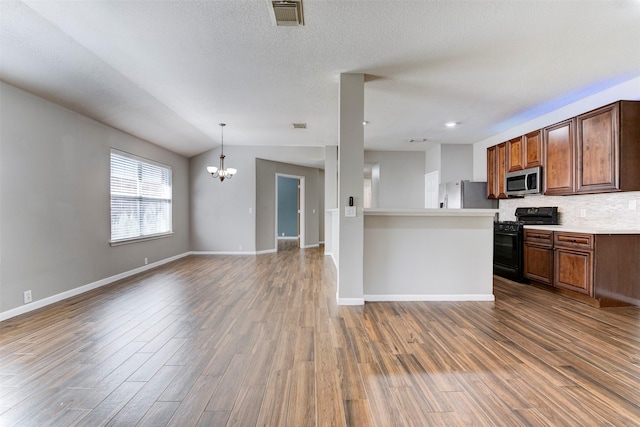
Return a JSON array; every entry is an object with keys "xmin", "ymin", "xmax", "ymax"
[
  {"xmin": 337, "ymin": 73, "xmax": 365, "ymax": 305},
  {"xmin": 324, "ymin": 145, "xmax": 338, "ymax": 259}
]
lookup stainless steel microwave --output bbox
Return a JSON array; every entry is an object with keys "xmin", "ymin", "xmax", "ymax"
[{"xmin": 505, "ymin": 166, "xmax": 541, "ymax": 196}]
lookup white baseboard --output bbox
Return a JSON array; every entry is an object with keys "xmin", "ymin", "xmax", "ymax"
[
  {"xmin": 329, "ymin": 253, "xmax": 338, "ymax": 269},
  {"xmin": 256, "ymin": 249, "xmax": 277, "ymax": 255},
  {"xmin": 301, "ymin": 243, "xmax": 319, "ymax": 249},
  {"xmin": 0, "ymin": 252, "xmax": 191, "ymax": 322},
  {"xmin": 336, "ymin": 293, "xmax": 365, "ymax": 305},
  {"xmin": 190, "ymin": 250, "xmax": 258, "ymax": 255},
  {"xmin": 364, "ymin": 294, "xmax": 495, "ymax": 302},
  {"xmin": 277, "ymin": 236, "xmax": 299, "ymax": 240}
]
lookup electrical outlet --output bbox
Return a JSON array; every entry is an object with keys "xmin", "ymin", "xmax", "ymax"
[
  {"xmin": 23, "ymin": 290, "xmax": 32, "ymax": 304},
  {"xmin": 629, "ymin": 200, "xmax": 637, "ymax": 211},
  {"xmin": 580, "ymin": 209, "xmax": 586, "ymax": 218},
  {"xmin": 144, "ymin": 257, "xmax": 148, "ymax": 265}
]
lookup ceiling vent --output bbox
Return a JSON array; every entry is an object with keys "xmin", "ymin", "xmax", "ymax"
[
  {"xmin": 292, "ymin": 123, "xmax": 307, "ymax": 129},
  {"xmin": 408, "ymin": 138, "xmax": 428, "ymax": 143},
  {"xmin": 271, "ymin": 1, "xmax": 304, "ymax": 26}
]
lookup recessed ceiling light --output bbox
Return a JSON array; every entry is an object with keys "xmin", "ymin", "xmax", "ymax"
[{"xmin": 445, "ymin": 121, "xmax": 458, "ymax": 128}]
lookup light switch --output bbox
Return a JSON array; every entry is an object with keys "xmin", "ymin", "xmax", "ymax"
[{"xmin": 345, "ymin": 206, "xmax": 356, "ymax": 217}]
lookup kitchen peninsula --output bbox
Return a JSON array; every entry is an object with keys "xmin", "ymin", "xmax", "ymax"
[{"xmin": 363, "ymin": 208, "xmax": 498, "ymax": 301}]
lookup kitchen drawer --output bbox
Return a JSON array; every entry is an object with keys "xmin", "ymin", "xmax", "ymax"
[
  {"xmin": 554, "ymin": 232, "xmax": 594, "ymax": 250},
  {"xmin": 524, "ymin": 229, "xmax": 553, "ymax": 247}
]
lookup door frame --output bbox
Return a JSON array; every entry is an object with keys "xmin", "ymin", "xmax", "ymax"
[{"xmin": 275, "ymin": 173, "xmax": 305, "ymax": 251}]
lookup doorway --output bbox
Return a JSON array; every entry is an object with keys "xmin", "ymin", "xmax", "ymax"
[{"xmin": 275, "ymin": 174, "xmax": 305, "ymax": 251}]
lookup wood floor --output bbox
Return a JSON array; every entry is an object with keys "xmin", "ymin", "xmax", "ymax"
[{"xmin": 1, "ymin": 245, "xmax": 640, "ymax": 426}]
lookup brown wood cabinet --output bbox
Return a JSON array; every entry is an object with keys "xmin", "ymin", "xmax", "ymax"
[
  {"xmin": 486, "ymin": 100, "xmax": 640, "ymax": 199},
  {"xmin": 576, "ymin": 103, "xmax": 618, "ymax": 193},
  {"xmin": 523, "ymin": 130, "xmax": 543, "ymax": 169},
  {"xmin": 553, "ymin": 232, "xmax": 594, "ymax": 296},
  {"xmin": 487, "ymin": 145, "xmax": 497, "ymax": 199},
  {"xmin": 507, "ymin": 130, "xmax": 542, "ymax": 172},
  {"xmin": 487, "ymin": 142, "xmax": 508, "ymax": 199},
  {"xmin": 576, "ymin": 101, "xmax": 640, "ymax": 194},
  {"xmin": 497, "ymin": 142, "xmax": 507, "ymax": 198},
  {"xmin": 543, "ymin": 119, "xmax": 575, "ymax": 195},
  {"xmin": 507, "ymin": 136, "xmax": 524, "ymax": 172},
  {"xmin": 523, "ymin": 229, "xmax": 553, "ymax": 285},
  {"xmin": 523, "ymin": 228, "xmax": 640, "ymax": 307}
]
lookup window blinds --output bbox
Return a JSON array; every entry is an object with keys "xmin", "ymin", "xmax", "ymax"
[{"xmin": 110, "ymin": 150, "xmax": 172, "ymax": 243}]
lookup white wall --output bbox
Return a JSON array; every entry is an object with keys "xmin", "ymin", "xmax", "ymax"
[
  {"xmin": 364, "ymin": 151, "xmax": 426, "ymax": 209},
  {"xmin": 0, "ymin": 82, "xmax": 190, "ymax": 315},
  {"xmin": 472, "ymin": 76, "xmax": 640, "ymax": 180}
]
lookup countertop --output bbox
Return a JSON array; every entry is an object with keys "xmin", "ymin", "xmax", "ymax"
[
  {"xmin": 363, "ymin": 208, "xmax": 498, "ymax": 217},
  {"xmin": 524, "ymin": 225, "xmax": 640, "ymax": 235}
]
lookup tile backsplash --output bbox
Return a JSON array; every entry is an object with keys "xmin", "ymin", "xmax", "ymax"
[{"xmin": 499, "ymin": 191, "xmax": 640, "ymax": 229}]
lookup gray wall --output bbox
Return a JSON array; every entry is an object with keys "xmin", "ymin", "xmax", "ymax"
[
  {"xmin": 190, "ymin": 146, "xmax": 323, "ymax": 253},
  {"xmin": 364, "ymin": 151, "xmax": 426, "ymax": 209},
  {"xmin": 425, "ymin": 144, "xmax": 473, "ymax": 184},
  {"xmin": 0, "ymin": 82, "xmax": 190, "ymax": 313},
  {"xmin": 255, "ymin": 159, "xmax": 322, "ymax": 252},
  {"xmin": 440, "ymin": 144, "xmax": 473, "ymax": 183},
  {"xmin": 277, "ymin": 176, "xmax": 299, "ymax": 237},
  {"xmin": 190, "ymin": 145, "xmax": 258, "ymax": 252}
]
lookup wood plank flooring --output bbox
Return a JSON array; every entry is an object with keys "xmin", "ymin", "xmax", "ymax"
[{"xmin": 1, "ymin": 245, "xmax": 640, "ymax": 426}]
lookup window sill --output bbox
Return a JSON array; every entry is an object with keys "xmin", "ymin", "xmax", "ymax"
[{"xmin": 110, "ymin": 232, "xmax": 174, "ymax": 247}]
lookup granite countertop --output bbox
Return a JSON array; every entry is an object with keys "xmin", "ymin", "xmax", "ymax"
[{"xmin": 523, "ymin": 225, "xmax": 640, "ymax": 235}]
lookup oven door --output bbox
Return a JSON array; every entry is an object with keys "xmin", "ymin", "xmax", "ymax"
[{"xmin": 493, "ymin": 229, "xmax": 523, "ymax": 282}]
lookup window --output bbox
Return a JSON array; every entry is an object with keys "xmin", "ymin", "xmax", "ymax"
[{"xmin": 110, "ymin": 150, "xmax": 172, "ymax": 244}]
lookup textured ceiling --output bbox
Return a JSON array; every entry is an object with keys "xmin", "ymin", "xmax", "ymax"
[{"xmin": 1, "ymin": 0, "xmax": 639, "ymax": 162}]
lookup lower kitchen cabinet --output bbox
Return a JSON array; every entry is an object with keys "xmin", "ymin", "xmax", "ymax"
[
  {"xmin": 554, "ymin": 248, "xmax": 593, "ymax": 296},
  {"xmin": 523, "ymin": 229, "xmax": 553, "ymax": 285},
  {"xmin": 553, "ymin": 231, "xmax": 594, "ymax": 296},
  {"xmin": 523, "ymin": 229, "xmax": 640, "ymax": 306}
]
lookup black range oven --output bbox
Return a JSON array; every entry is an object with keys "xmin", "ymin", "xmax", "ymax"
[{"xmin": 493, "ymin": 207, "xmax": 558, "ymax": 282}]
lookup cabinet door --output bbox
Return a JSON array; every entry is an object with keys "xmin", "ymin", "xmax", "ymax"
[
  {"xmin": 576, "ymin": 103, "xmax": 619, "ymax": 193},
  {"xmin": 544, "ymin": 119, "xmax": 575, "ymax": 195},
  {"xmin": 554, "ymin": 248, "xmax": 593, "ymax": 296},
  {"xmin": 523, "ymin": 242, "xmax": 553, "ymax": 285},
  {"xmin": 487, "ymin": 146, "xmax": 498, "ymax": 199},
  {"xmin": 497, "ymin": 142, "xmax": 507, "ymax": 198},
  {"xmin": 507, "ymin": 136, "xmax": 524, "ymax": 172},
  {"xmin": 523, "ymin": 130, "xmax": 542, "ymax": 168}
]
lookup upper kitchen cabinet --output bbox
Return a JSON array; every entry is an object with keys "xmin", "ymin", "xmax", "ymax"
[
  {"xmin": 487, "ymin": 143, "xmax": 508, "ymax": 199},
  {"xmin": 523, "ymin": 130, "xmax": 543, "ymax": 169},
  {"xmin": 487, "ymin": 145, "xmax": 497, "ymax": 199},
  {"xmin": 543, "ymin": 119, "xmax": 575, "ymax": 195},
  {"xmin": 507, "ymin": 136, "xmax": 523, "ymax": 172},
  {"xmin": 507, "ymin": 130, "xmax": 542, "ymax": 172},
  {"xmin": 497, "ymin": 142, "xmax": 507, "ymax": 198},
  {"xmin": 576, "ymin": 101, "xmax": 640, "ymax": 194}
]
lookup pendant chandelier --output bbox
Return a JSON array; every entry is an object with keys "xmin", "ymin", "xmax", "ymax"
[{"xmin": 206, "ymin": 123, "xmax": 237, "ymax": 181}]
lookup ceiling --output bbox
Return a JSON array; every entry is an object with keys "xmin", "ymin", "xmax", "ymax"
[{"xmin": 2, "ymin": 0, "xmax": 639, "ymax": 164}]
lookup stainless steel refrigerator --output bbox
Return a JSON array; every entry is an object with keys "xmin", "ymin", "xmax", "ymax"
[{"xmin": 438, "ymin": 180, "xmax": 497, "ymax": 209}]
